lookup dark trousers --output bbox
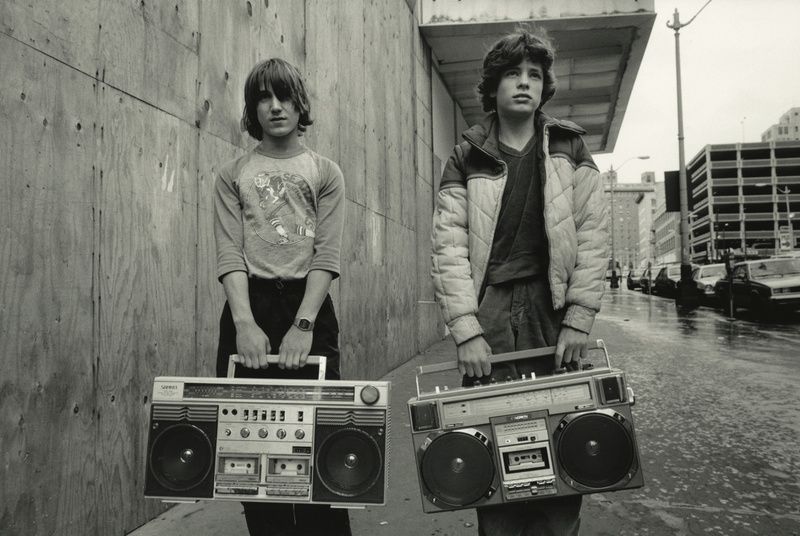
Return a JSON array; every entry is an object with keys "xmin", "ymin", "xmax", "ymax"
[
  {"xmin": 216, "ymin": 277, "xmax": 351, "ymax": 536},
  {"xmin": 471, "ymin": 276, "xmax": 582, "ymax": 536}
]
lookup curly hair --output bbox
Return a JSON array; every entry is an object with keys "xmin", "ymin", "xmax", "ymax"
[
  {"xmin": 477, "ymin": 29, "xmax": 557, "ymax": 113},
  {"xmin": 241, "ymin": 58, "xmax": 313, "ymax": 140}
]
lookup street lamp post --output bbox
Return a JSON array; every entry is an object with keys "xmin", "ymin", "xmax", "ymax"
[
  {"xmin": 668, "ymin": 0, "xmax": 712, "ymax": 308},
  {"xmin": 778, "ymin": 186, "xmax": 793, "ymax": 249},
  {"xmin": 608, "ymin": 155, "xmax": 650, "ymax": 289}
]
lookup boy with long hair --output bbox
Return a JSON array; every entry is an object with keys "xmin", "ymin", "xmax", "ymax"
[
  {"xmin": 431, "ymin": 29, "xmax": 609, "ymax": 534},
  {"xmin": 213, "ymin": 58, "xmax": 350, "ymax": 536}
]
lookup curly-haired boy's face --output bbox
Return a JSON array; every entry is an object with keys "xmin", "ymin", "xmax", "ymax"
[
  {"xmin": 491, "ymin": 59, "xmax": 543, "ymax": 119},
  {"xmin": 256, "ymin": 84, "xmax": 301, "ymax": 139}
]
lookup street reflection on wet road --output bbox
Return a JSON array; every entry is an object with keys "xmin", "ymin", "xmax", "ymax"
[
  {"xmin": 587, "ymin": 287, "xmax": 800, "ymax": 535},
  {"xmin": 599, "ymin": 288, "xmax": 800, "ymax": 369}
]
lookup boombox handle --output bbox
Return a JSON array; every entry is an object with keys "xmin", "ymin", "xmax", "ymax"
[
  {"xmin": 228, "ymin": 354, "xmax": 327, "ymax": 381},
  {"xmin": 414, "ymin": 339, "xmax": 611, "ymax": 398}
]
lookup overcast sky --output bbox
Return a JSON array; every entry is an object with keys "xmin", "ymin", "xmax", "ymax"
[{"xmin": 592, "ymin": 0, "xmax": 800, "ymax": 183}]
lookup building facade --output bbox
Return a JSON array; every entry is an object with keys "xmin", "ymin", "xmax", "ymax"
[
  {"xmin": 652, "ymin": 182, "xmax": 681, "ymax": 264},
  {"xmin": 762, "ymin": 107, "xmax": 800, "ymax": 142},
  {"xmin": 636, "ymin": 172, "xmax": 658, "ymax": 268},
  {"xmin": 687, "ymin": 141, "xmax": 800, "ymax": 261},
  {"xmin": 603, "ymin": 172, "xmax": 656, "ymax": 270}
]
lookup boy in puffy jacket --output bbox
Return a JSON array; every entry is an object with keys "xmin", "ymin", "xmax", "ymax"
[{"xmin": 430, "ymin": 29, "xmax": 609, "ymax": 535}]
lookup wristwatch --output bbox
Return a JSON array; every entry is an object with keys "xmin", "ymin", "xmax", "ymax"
[{"xmin": 293, "ymin": 317, "xmax": 315, "ymax": 332}]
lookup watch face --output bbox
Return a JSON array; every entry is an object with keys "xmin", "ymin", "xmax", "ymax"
[{"xmin": 296, "ymin": 318, "xmax": 313, "ymax": 331}]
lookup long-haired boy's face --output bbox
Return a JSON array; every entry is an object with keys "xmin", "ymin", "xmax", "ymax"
[
  {"xmin": 256, "ymin": 84, "xmax": 301, "ymax": 139},
  {"xmin": 491, "ymin": 59, "xmax": 543, "ymax": 119}
]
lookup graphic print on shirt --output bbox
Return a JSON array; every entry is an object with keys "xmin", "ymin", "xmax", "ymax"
[{"xmin": 247, "ymin": 171, "xmax": 316, "ymax": 245}]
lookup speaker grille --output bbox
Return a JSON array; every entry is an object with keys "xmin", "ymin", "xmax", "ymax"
[
  {"xmin": 420, "ymin": 430, "xmax": 494, "ymax": 507},
  {"xmin": 315, "ymin": 428, "xmax": 383, "ymax": 498},
  {"xmin": 149, "ymin": 423, "xmax": 214, "ymax": 492},
  {"xmin": 316, "ymin": 408, "xmax": 386, "ymax": 426},
  {"xmin": 152, "ymin": 404, "xmax": 217, "ymax": 422},
  {"xmin": 557, "ymin": 411, "xmax": 634, "ymax": 489}
]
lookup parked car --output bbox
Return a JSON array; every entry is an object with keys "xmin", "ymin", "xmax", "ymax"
[
  {"xmin": 691, "ymin": 263, "xmax": 727, "ymax": 304},
  {"xmin": 626, "ymin": 268, "xmax": 641, "ymax": 290},
  {"xmin": 714, "ymin": 257, "xmax": 800, "ymax": 312},
  {"xmin": 639, "ymin": 264, "xmax": 660, "ymax": 294},
  {"xmin": 651, "ymin": 263, "xmax": 684, "ymax": 297}
]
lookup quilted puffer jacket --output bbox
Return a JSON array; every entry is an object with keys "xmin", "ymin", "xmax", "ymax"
[{"xmin": 431, "ymin": 112, "xmax": 609, "ymax": 345}]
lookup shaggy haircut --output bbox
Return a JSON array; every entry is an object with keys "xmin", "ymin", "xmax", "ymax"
[
  {"xmin": 477, "ymin": 29, "xmax": 557, "ymax": 112},
  {"xmin": 241, "ymin": 58, "xmax": 313, "ymax": 140}
]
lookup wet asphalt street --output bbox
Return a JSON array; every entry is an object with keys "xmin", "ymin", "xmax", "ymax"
[
  {"xmin": 132, "ymin": 287, "xmax": 800, "ymax": 536},
  {"xmin": 573, "ymin": 287, "xmax": 800, "ymax": 536}
]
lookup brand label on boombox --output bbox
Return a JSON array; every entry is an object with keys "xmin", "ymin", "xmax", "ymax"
[
  {"xmin": 408, "ymin": 357, "xmax": 643, "ymax": 513},
  {"xmin": 144, "ymin": 376, "xmax": 390, "ymax": 508}
]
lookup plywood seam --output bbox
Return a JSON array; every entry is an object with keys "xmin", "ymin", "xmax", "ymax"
[{"xmin": 0, "ymin": 30, "xmax": 198, "ymax": 134}]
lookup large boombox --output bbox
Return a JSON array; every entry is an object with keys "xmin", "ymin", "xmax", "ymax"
[
  {"xmin": 144, "ymin": 355, "xmax": 390, "ymax": 507},
  {"xmin": 408, "ymin": 340, "xmax": 643, "ymax": 513}
]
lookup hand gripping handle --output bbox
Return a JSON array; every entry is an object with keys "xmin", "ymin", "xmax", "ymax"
[
  {"xmin": 414, "ymin": 339, "xmax": 611, "ymax": 397},
  {"xmin": 228, "ymin": 354, "xmax": 327, "ymax": 381}
]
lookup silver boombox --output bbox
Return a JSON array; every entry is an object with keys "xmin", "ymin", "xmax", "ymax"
[
  {"xmin": 408, "ymin": 340, "xmax": 643, "ymax": 513},
  {"xmin": 144, "ymin": 355, "xmax": 390, "ymax": 507}
]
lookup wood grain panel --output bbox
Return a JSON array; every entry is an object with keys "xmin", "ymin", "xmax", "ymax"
[
  {"xmin": 0, "ymin": 37, "xmax": 97, "ymax": 536},
  {"xmin": 304, "ymin": 0, "xmax": 341, "ymax": 168},
  {"xmin": 97, "ymin": 0, "xmax": 200, "ymax": 124},
  {"xmin": 385, "ymin": 222, "xmax": 417, "ymax": 369},
  {"xmin": 338, "ymin": 200, "xmax": 369, "ymax": 379},
  {"xmin": 336, "ymin": 1, "xmax": 367, "ymax": 207},
  {"xmin": 363, "ymin": 0, "xmax": 387, "ymax": 217},
  {"xmin": 95, "ymin": 84, "xmax": 199, "ymax": 533},
  {"xmin": 196, "ymin": 132, "xmax": 243, "ymax": 376},
  {"xmin": 0, "ymin": 0, "xmax": 100, "ymax": 76},
  {"xmin": 397, "ymin": 8, "xmax": 417, "ymax": 230},
  {"xmin": 415, "ymin": 174, "xmax": 445, "ymax": 348},
  {"xmin": 384, "ymin": 1, "xmax": 403, "ymax": 225}
]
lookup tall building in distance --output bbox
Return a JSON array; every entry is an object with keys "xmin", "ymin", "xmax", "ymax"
[
  {"xmin": 687, "ymin": 140, "xmax": 800, "ymax": 261},
  {"xmin": 635, "ymin": 172, "xmax": 658, "ymax": 267},
  {"xmin": 652, "ymin": 180, "xmax": 681, "ymax": 264},
  {"xmin": 603, "ymin": 172, "xmax": 656, "ymax": 270},
  {"xmin": 762, "ymin": 107, "xmax": 800, "ymax": 142}
]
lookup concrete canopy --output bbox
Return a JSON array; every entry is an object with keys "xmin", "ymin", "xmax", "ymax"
[{"xmin": 418, "ymin": 0, "xmax": 656, "ymax": 153}]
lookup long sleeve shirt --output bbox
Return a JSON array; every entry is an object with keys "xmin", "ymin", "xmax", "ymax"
[{"xmin": 214, "ymin": 146, "xmax": 345, "ymax": 281}]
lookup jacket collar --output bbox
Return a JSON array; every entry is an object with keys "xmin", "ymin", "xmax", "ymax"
[{"xmin": 461, "ymin": 111, "xmax": 587, "ymax": 161}]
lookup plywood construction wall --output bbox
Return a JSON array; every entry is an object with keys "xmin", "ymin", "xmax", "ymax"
[{"xmin": 0, "ymin": 0, "xmax": 444, "ymax": 534}]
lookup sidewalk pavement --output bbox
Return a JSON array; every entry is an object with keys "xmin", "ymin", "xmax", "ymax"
[{"xmin": 131, "ymin": 320, "xmax": 634, "ymax": 536}]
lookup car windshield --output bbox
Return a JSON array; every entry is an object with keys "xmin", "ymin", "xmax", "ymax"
[
  {"xmin": 667, "ymin": 266, "xmax": 681, "ymax": 278},
  {"xmin": 749, "ymin": 258, "xmax": 800, "ymax": 279},
  {"xmin": 700, "ymin": 265, "xmax": 726, "ymax": 279}
]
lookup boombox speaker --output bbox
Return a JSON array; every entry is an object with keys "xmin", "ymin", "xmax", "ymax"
[
  {"xmin": 144, "ymin": 355, "xmax": 389, "ymax": 507},
  {"xmin": 408, "ymin": 340, "xmax": 643, "ymax": 513}
]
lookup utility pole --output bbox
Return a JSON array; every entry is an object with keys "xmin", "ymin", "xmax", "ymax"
[
  {"xmin": 778, "ymin": 186, "xmax": 793, "ymax": 250},
  {"xmin": 609, "ymin": 167, "xmax": 619, "ymax": 288},
  {"xmin": 667, "ymin": 1, "xmax": 712, "ymax": 308}
]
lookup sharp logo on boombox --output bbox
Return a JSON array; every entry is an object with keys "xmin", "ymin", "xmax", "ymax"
[
  {"xmin": 144, "ymin": 374, "xmax": 390, "ymax": 508},
  {"xmin": 407, "ymin": 341, "xmax": 644, "ymax": 513}
]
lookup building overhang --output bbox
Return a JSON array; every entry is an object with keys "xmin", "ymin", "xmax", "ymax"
[{"xmin": 418, "ymin": 0, "xmax": 656, "ymax": 153}]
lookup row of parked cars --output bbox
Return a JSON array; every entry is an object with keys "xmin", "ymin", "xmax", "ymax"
[{"xmin": 625, "ymin": 255, "xmax": 800, "ymax": 313}]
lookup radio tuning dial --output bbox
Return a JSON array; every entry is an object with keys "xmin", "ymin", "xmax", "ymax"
[
  {"xmin": 360, "ymin": 385, "xmax": 380, "ymax": 405},
  {"xmin": 240, "ymin": 428, "xmax": 250, "ymax": 438},
  {"xmin": 295, "ymin": 429, "xmax": 305, "ymax": 440},
  {"xmin": 258, "ymin": 428, "xmax": 268, "ymax": 438},
  {"xmin": 276, "ymin": 429, "xmax": 287, "ymax": 439}
]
